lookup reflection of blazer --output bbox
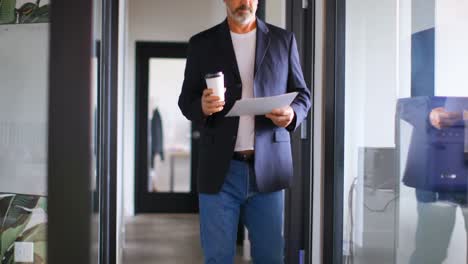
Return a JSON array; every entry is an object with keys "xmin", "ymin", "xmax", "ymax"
[
  {"xmin": 178, "ymin": 18, "xmax": 311, "ymax": 193},
  {"xmin": 397, "ymin": 96, "xmax": 468, "ymax": 191}
]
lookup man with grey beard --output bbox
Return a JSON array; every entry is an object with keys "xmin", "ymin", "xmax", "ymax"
[{"xmin": 178, "ymin": 0, "xmax": 311, "ymax": 263}]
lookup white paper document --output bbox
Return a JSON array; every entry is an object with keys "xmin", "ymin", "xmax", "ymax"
[{"xmin": 226, "ymin": 92, "xmax": 298, "ymax": 117}]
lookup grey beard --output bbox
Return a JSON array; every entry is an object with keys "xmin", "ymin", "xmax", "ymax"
[{"xmin": 227, "ymin": 8, "xmax": 254, "ymax": 25}]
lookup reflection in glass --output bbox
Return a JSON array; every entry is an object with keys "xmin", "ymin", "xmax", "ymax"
[
  {"xmin": 397, "ymin": 96, "xmax": 468, "ymax": 264},
  {"xmin": 341, "ymin": 0, "xmax": 468, "ymax": 263},
  {"xmin": 0, "ymin": 0, "xmax": 50, "ymax": 262},
  {"xmin": 148, "ymin": 58, "xmax": 191, "ymax": 193}
]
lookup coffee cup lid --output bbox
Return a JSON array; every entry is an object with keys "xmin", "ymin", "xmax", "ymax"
[{"xmin": 205, "ymin": 72, "xmax": 223, "ymax": 79}]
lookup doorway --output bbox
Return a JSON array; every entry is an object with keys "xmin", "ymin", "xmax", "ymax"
[{"xmin": 135, "ymin": 42, "xmax": 199, "ymax": 213}]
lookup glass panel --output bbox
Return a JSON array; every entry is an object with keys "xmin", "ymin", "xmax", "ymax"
[
  {"xmin": 148, "ymin": 58, "xmax": 191, "ymax": 193},
  {"xmin": 341, "ymin": 0, "xmax": 468, "ymax": 263},
  {"xmin": 0, "ymin": 0, "xmax": 50, "ymax": 262}
]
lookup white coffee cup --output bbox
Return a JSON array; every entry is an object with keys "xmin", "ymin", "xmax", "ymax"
[{"xmin": 205, "ymin": 72, "xmax": 225, "ymax": 101}]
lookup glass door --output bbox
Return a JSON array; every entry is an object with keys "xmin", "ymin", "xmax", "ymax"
[
  {"xmin": 1, "ymin": 1, "xmax": 122, "ymax": 263},
  {"xmin": 327, "ymin": 0, "xmax": 468, "ymax": 263},
  {"xmin": 0, "ymin": 1, "xmax": 51, "ymax": 263}
]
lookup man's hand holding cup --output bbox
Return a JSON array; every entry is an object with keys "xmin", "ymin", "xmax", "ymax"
[
  {"xmin": 203, "ymin": 72, "xmax": 225, "ymax": 116},
  {"xmin": 202, "ymin": 88, "xmax": 225, "ymax": 116}
]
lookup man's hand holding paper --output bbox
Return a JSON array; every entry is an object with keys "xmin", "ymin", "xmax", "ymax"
[{"xmin": 266, "ymin": 106, "xmax": 295, "ymax": 128}]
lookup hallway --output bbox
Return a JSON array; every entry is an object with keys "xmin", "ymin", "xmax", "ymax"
[{"xmin": 122, "ymin": 214, "xmax": 249, "ymax": 264}]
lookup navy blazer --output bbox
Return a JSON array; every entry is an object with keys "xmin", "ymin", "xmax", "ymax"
[
  {"xmin": 397, "ymin": 96, "xmax": 468, "ymax": 192},
  {"xmin": 178, "ymin": 18, "xmax": 311, "ymax": 193}
]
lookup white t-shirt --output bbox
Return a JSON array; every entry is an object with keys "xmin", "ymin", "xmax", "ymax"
[{"xmin": 231, "ymin": 29, "xmax": 257, "ymax": 151}]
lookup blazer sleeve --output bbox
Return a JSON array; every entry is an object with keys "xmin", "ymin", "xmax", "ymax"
[
  {"xmin": 178, "ymin": 37, "xmax": 206, "ymax": 124},
  {"xmin": 287, "ymin": 33, "xmax": 312, "ymax": 131}
]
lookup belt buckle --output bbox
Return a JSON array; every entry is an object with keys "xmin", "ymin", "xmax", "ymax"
[
  {"xmin": 242, "ymin": 153, "xmax": 249, "ymax": 161},
  {"xmin": 233, "ymin": 151, "xmax": 254, "ymax": 162}
]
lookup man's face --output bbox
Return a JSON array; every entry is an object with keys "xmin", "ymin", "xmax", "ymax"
[{"xmin": 224, "ymin": 0, "xmax": 258, "ymax": 25}]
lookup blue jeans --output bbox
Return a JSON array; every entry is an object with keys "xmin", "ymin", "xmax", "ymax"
[{"xmin": 198, "ymin": 160, "xmax": 284, "ymax": 264}]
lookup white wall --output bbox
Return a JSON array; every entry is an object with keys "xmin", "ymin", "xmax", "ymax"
[
  {"xmin": 265, "ymin": 0, "xmax": 286, "ymax": 28},
  {"xmin": 123, "ymin": 0, "xmax": 226, "ymax": 216},
  {"xmin": 435, "ymin": 0, "xmax": 468, "ymax": 97}
]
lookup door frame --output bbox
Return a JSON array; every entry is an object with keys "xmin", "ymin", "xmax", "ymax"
[
  {"xmin": 321, "ymin": 0, "xmax": 346, "ymax": 263},
  {"xmin": 47, "ymin": 1, "xmax": 93, "ymax": 263},
  {"xmin": 48, "ymin": 0, "xmax": 121, "ymax": 263},
  {"xmin": 134, "ymin": 41, "xmax": 199, "ymax": 213},
  {"xmin": 98, "ymin": 0, "xmax": 120, "ymax": 262},
  {"xmin": 283, "ymin": 0, "xmax": 316, "ymax": 263}
]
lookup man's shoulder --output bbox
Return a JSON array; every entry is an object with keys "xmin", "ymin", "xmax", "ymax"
[
  {"xmin": 189, "ymin": 22, "xmax": 223, "ymax": 45},
  {"xmin": 263, "ymin": 21, "xmax": 293, "ymax": 39}
]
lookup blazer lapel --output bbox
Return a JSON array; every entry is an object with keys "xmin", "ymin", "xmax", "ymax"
[
  {"xmin": 254, "ymin": 18, "xmax": 270, "ymax": 77},
  {"xmin": 217, "ymin": 19, "xmax": 241, "ymax": 84}
]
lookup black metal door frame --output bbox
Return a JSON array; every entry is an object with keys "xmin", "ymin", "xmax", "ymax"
[
  {"xmin": 48, "ymin": 0, "xmax": 120, "ymax": 263},
  {"xmin": 284, "ymin": 0, "xmax": 315, "ymax": 263},
  {"xmin": 134, "ymin": 41, "xmax": 199, "ymax": 213},
  {"xmin": 47, "ymin": 1, "xmax": 93, "ymax": 263},
  {"xmin": 322, "ymin": 0, "xmax": 346, "ymax": 263},
  {"xmin": 98, "ymin": 0, "xmax": 120, "ymax": 263}
]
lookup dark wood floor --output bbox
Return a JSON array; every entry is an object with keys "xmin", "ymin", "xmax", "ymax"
[{"xmin": 122, "ymin": 214, "xmax": 250, "ymax": 264}]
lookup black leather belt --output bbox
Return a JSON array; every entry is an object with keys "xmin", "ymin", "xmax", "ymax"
[{"xmin": 233, "ymin": 151, "xmax": 254, "ymax": 162}]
